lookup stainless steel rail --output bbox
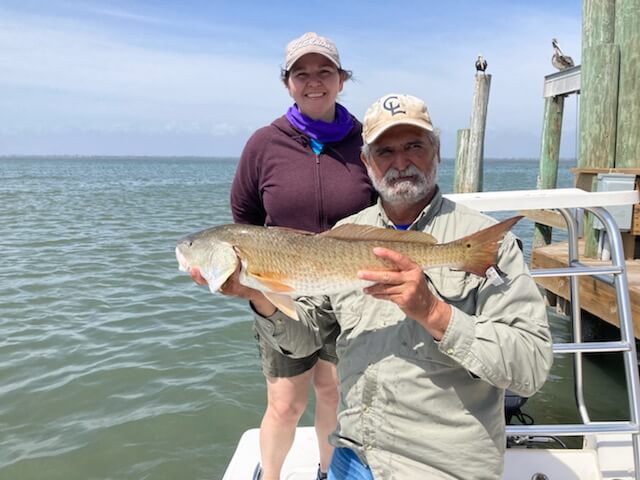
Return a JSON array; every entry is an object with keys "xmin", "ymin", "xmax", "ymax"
[{"xmin": 510, "ymin": 206, "xmax": 640, "ymax": 479}]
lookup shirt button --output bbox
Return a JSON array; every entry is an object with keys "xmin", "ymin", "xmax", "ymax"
[
  {"xmin": 365, "ymin": 444, "xmax": 372, "ymax": 450},
  {"xmin": 363, "ymin": 405, "xmax": 369, "ymax": 412},
  {"xmin": 447, "ymin": 348, "xmax": 454, "ymax": 355}
]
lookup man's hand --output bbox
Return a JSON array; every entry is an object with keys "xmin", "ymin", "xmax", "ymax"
[{"xmin": 357, "ymin": 247, "xmax": 451, "ymax": 340}]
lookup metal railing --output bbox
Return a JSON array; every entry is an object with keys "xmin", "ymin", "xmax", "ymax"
[{"xmin": 506, "ymin": 206, "xmax": 640, "ymax": 479}]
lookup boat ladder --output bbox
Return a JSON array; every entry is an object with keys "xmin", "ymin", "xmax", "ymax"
[{"xmin": 445, "ymin": 188, "xmax": 640, "ymax": 479}]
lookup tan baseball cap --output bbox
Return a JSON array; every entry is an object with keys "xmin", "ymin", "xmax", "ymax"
[
  {"xmin": 284, "ymin": 32, "xmax": 341, "ymax": 71},
  {"xmin": 362, "ymin": 93, "xmax": 434, "ymax": 144}
]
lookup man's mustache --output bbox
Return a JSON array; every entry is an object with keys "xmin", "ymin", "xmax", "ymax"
[{"xmin": 383, "ymin": 165, "xmax": 425, "ymax": 183}]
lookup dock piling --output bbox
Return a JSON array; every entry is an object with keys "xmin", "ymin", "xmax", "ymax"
[
  {"xmin": 453, "ymin": 128, "xmax": 470, "ymax": 193},
  {"xmin": 534, "ymin": 96, "xmax": 565, "ymax": 248},
  {"xmin": 454, "ymin": 73, "xmax": 491, "ymax": 193}
]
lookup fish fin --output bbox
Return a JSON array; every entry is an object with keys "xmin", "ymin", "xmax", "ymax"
[
  {"xmin": 448, "ymin": 216, "xmax": 523, "ymax": 277},
  {"xmin": 262, "ymin": 292, "xmax": 299, "ymax": 321},
  {"xmin": 268, "ymin": 226, "xmax": 315, "ymax": 236},
  {"xmin": 323, "ymin": 224, "xmax": 437, "ymax": 244},
  {"xmin": 247, "ymin": 271, "xmax": 295, "ymax": 293}
]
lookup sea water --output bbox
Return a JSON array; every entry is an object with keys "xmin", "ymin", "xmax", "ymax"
[{"xmin": 0, "ymin": 156, "xmax": 630, "ymax": 479}]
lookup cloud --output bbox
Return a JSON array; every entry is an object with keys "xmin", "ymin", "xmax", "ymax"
[
  {"xmin": 0, "ymin": 1, "xmax": 582, "ymax": 157},
  {"xmin": 332, "ymin": 8, "xmax": 581, "ymax": 158},
  {"xmin": 0, "ymin": 9, "xmax": 289, "ymax": 155},
  {"xmin": 0, "ymin": 14, "xmax": 280, "ymax": 103}
]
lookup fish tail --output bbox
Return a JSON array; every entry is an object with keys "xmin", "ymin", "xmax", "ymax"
[{"xmin": 451, "ymin": 215, "xmax": 522, "ymax": 277}]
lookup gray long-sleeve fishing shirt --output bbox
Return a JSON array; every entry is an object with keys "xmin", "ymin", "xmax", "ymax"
[{"xmin": 254, "ymin": 189, "xmax": 554, "ymax": 479}]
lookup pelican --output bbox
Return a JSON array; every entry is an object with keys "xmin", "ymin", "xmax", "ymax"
[
  {"xmin": 475, "ymin": 54, "xmax": 488, "ymax": 73},
  {"xmin": 551, "ymin": 38, "xmax": 574, "ymax": 70}
]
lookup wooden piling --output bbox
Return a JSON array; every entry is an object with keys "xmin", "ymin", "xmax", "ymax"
[
  {"xmin": 579, "ymin": 0, "xmax": 620, "ymax": 256},
  {"xmin": 533, "ymin": 96, "xmax": 565, "ymax": 248},
  {"xmin": 614, "ymin": 0, "xmax": 640, "ymax": 168},
  {"xmin": 581, "ymin": 47, "xmax": 619, "ymax": 257},
  {"xmin": 582, "ymin": 0, "xmax": 615, "ymax": 46},
  {"xmin": 465, "ymin": 74, "xmax": 492, "ymax": 192},
  {"xmin": 578, "ymin": 44, "xmax": 619, "ymax": 171},
  {"xmin": 454, "ymin": 129, "xmax": 470, "ymax": 193}
]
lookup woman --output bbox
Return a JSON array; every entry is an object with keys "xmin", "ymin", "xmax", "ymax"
[{"xmin": 230, "ymin": 32, "xmax": 375, "ymax": 480}]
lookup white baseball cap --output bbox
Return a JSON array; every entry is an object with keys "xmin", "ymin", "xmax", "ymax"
[{"xmin": 284, "ymin": 32, "xmax": 341, "ymax": 71}]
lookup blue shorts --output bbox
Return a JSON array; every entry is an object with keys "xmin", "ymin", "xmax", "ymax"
[{"xmin": 328, "ymin": 447, "xmax": 374, "ymax": 480}]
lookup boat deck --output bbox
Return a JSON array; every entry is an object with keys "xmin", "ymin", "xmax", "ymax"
[{"xmin": 222, "ymin": 427, "xmax": 635, "ymax": 480}]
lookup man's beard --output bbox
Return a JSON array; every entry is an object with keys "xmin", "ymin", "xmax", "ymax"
[{"xmin": 367, "ymin": 164, "xmax": 434, "ymax": 205}]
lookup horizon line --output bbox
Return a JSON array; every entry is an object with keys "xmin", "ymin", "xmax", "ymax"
[{"xmin": 0, "ymin": 154, "xmax": 578, "ymax": 162}]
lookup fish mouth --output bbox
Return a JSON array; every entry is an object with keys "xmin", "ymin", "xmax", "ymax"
[
  {"xmin": 175, "ymin": 246, "xmax": 190, "ymax": 272},
  {"xmin": 176, "ymin": 245, "xmax": 208, "ymax": 286}
]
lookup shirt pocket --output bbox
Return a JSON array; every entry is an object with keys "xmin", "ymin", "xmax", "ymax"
[{"xmin": 427, "ymin": 267, "xmax": 481, "ymax": 313}]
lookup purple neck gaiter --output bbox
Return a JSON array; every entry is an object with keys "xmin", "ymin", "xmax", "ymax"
[{"xmin": 285, "ymin": 103, "xmax": 354, "ymax": 144}]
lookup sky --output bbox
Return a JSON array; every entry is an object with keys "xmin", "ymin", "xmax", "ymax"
[{"xmin": 0, "ymin": 0, "xmax": 583, "ymax": 158}]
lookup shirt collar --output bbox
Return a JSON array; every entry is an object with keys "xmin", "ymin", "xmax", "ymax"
[{"xmin": 375, "ymin": 186, "xmax": 443, "ymax": 230}]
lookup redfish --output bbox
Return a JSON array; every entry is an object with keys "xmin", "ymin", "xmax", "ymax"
[{"xmin": 175, "ymin": 217, "xmax": 522, "ymax": 318}]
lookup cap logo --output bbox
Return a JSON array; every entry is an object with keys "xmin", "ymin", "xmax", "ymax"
[
  {"xmin": 291, "ymin": 36, "xmax": 333, "ymax": 52},
  {"xmin": 382, "ymin": 96, "xmax": 406, "ymax": 116}
]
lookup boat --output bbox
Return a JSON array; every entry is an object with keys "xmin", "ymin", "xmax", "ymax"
[{"xmin": 222, "ymin": 188, "xmax": 640, "ymax": 480}]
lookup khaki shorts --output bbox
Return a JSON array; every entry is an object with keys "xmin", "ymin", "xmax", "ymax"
[{"xmin": 254, "ymin": 328, "xmax": 339, "ymax": 378}]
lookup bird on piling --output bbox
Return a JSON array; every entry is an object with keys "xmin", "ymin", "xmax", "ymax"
[
  {"xmin": 475, "ymin": 54, "xmax": 488, "ymax": 74},
  {"xmin": 551, "ymin": 38, "xmax": 575, "ymax": 71}
]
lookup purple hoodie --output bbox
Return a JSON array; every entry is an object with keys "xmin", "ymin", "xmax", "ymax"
[{"xmin": 230, "ymin": 115, "xmax": 375, "ymax": 233}]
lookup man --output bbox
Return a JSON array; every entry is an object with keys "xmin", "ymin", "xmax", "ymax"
[{"xmin": 197, "ymin": 93, "xmax": 553, "ymax": 479}]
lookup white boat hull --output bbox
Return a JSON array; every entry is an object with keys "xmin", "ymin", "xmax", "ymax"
[{"xmin": 222, "ymin": 427, "xmax": 636, "ymax": 480}]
